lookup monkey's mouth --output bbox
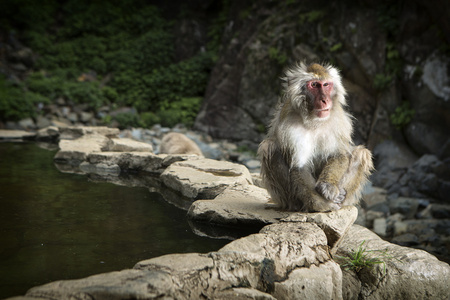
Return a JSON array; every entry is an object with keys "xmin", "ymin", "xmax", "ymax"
[{"xmin": 316, "ymin": 108, "xmax": 331, "ymax": 118}]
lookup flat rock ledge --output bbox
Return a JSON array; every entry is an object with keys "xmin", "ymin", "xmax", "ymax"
[
  {"xmin": 0, "ymin": 129, "xmax": 36, "ymax": 140},
  {"xmin": 3, "ymin": 127, "xmax": 449, "ymax": 300}
]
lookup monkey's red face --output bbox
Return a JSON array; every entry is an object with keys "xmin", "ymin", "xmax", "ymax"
[{"xmin": 306, "ymin": 80, "xmax": 334, "ymax": 119}]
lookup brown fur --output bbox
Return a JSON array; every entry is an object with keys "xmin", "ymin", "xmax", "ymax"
[
  {"xmin": 159, "ymin": 132, "xmax": 203, "ymax": 156},
  {"xmin": 258, "ymin": 62, "xmax": 374, "ymax": 212}
]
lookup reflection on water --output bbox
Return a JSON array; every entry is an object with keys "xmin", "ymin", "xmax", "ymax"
[{"xmin": 0, "ymin": 142, "xmax": 230, "ymax": 298}]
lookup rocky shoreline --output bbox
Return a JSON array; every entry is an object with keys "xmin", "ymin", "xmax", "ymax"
[
  {"xmin": 5, "ymin": 120, "xmax": 449, "ymax": 263},
  {"xmin": 1, "ymin": 126, "xmax": 450, "ymax": 299}
]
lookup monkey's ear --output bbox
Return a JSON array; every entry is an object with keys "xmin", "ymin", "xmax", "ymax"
[{"xmin": 283, "ymin": 62, "xmax": 310, "ymax": 93}]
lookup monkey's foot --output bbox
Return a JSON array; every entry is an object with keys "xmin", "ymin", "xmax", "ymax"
[{"xmin": 315, "ymin": 181, "xmax": 346, "ymax": 204}]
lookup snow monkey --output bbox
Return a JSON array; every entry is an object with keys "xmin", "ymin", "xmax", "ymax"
[
  {"xmin": 258, "ymin": 62, "xmax": 373, "ymax": 212},
  {"xmin": 160, "ymin": 132, "xmax": 203, "ymax": 156}
]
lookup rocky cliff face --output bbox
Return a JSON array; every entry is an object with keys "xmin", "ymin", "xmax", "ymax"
[{"xmin": 194, "ymin": 0, "xmax": 450, "ymax": 160}]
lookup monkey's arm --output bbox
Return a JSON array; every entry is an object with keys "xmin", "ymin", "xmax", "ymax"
[
  {"xmin": 338, "ymin": 145, "xmax": 374, "ymax": 205},
  {"xmin": 316, "ymin": 146, "xmax": 374, "ymax": 207},
  {"xmin": 315, "ymin": 152, "xmax": 350, "ymax": 204},
  {"xmin": 290, "ymin": 167, "xmax": 342, "ymax": 212}
]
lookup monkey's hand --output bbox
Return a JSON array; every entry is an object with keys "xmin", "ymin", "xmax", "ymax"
[{"xmin": 315, "ymin": 181, "xmax": 346, "ymax": 204}]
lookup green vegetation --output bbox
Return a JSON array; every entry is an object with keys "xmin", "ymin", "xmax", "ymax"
[
  {"xmin": 390, "ymin": 101, "xmax": 415, "ymax": 129},
  {"xmin": 0, "ymin": 76, "xmax": 49, "ymax": 120},
  {"xmin": 299, "ymin": 10, "xmax": 325, "ymax": 24},
  {"xmin": 329, "ymin": 43, "xmax": 343, "ymax": 53},
  {"xmin": 0, "ymin": 0, "xmax": 217, "ymax": 127},
  {"xmin": 337, "ymin": 240, "xmax": 400, "ymax": 275},
  {"xmin": 373, "ymin": 73, "xmax": 394, "ymax": 91},
  {"xmin": 374, "ymin": 3, "xmax": 403, "ymax": 92},
  {"xmin": 268, "ymin": 47, "xmax": 288, "ymax": 66}
]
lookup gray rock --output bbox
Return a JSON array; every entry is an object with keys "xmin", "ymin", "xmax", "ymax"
[
  {"xmin": 87, "ymin": 152, "xmax": 167, "ymax": 174},
  {"xmin": 59, "ymin": 126, "xmax": 119, "ymax": 140},
  {"xmin": 104, "ymin": 138, "xmax": 153, "ymax": 152},
  {"xmin": 20, "ymin": 221, "xmax": 450, "ymax": 300},
  {"xmin": 35, "ymin": 115, "xmax": 51, "ymax": 129},
  {"xmin": 362, "ymin": 187, "xmax": 388, "ymax": 209},
  {"xmin": 391, "ymin": 233, "xmax": 419, "ymax": 246},
  {"xmin": 418, "ymin": 203, "xmax": 450, "ymax": 219},
  {"xmin": 79, "ymin": 161, "xmax": 121, "ymax": 176},
  {"xmin": 25, "ymin": 269, "xmax": 174, "ymax": 300},
  {"xmin": 388, "ymin": 197, "xmax": 421, "ymax": 219},
  {"xmin": 36, "ymin": 126, "xmax": 59, "ymax": 141},
  {"xmin": 18, "ymin": 117, "xmax": 35, "ymax": 130},
  {"xmin": 337, "ymin": 225, "xmax": 450, "ymax": 299},
  {"xmin": 411, "ymin": 154, "xmax": 441, "ymax": 173},
  {"xmin": 366, "ymin": 210, "xmax": 385, "ymax": 228},
  {"xmin": 405, "ymin": 122, "xmax": 449, "ymax": 160},
  {"xmin": 67, "ymin": 112, "xmax": 78, "ymax": 122},
  {"xmin": 244, "ymin": 159, "xmax": 261, "ymax": 169},
  {"xmin": 392, "ymin": 218, "xmax": 450, "ymax": 248},
  {"xmin": 54, "ymin": 134, "xmax": 109, "ymax": 164},
  {"xmin": 370, "ymin": 140, "xmax": 417, "ymax": 189},
  {"xmin": 134, "ymin": 222, "xmax": 336, "ymax": 299},
  {"xmin": 0, "ymin": 129, "xmax": 36, "ymax": 140},
  {"xmin": 273, "ymin": 261, "xmax": 342, "ymax": 300},
  {"xmin": 50, "ymin": 118, "xmax": 71, "ymax": 128},
  {"xmin": 188, "ymin": 184, "xmax": 289, "ymax": 226},
  {"xmin": 281, "ymin": 206, "xmax": 358, "ymax": 255},
  {"xmin": 372, "ymin": 218, "xmax": 387, "ymax": 237},
  {"xmin": 80, "ymin": 111, "xmax": 94, "ymax": 123},
  {"xmin": 161, "ymin": 158, "xmax": 252, "ymax": 199},
  {"xmin": 422, "ymin": 54, "xmax": 450, "ymax": 101}
]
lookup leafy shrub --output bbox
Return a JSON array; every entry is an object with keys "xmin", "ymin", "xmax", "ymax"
[
  {"xmin": 373, "ymin": 74, "xmax": 393, "ymax": 91},
  {"xmin": 159, "ymin": 97, "xmax": 203, "ymax": 127},
  {"xmin": 268, "ymin": 47, "xmax": 288, "ymax": 66},
  {"xmin": 390, "ymin": 102, "xmax": 415, "ymax": 129},
  {"xmin": 0, "ymin": 76, "xmax": 49, "ymax": 121},
  {"xmin": 25, "ymin": 72, "xmax": 108, "ymax": 110},
  {"xmin": 1, "ymin": 0, "xmax": 215, "ymax": 126},
  {"xmin": 139, "ymin": 112, "xmax": 161, "ymax": 128},
  {"xmin": 139, "ymin": 97, "xmax": 203, "ymax": 128},
  {"xmin": 111, "ymin": 112, "xmax": 140, "ymax": 129}
]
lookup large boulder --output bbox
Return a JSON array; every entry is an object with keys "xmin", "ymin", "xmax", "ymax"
[{"xmin": 337, "ymin": 225, "xmax": 450, "ymax": 299}]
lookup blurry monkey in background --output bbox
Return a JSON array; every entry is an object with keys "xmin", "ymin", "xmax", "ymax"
[
  {"xmin": 258, "ymin": 62, "xmax": 373, "ymax": 212},
  {"xmin": 160, "ymin": 132, "xmax": 203, "ymax": 156}
]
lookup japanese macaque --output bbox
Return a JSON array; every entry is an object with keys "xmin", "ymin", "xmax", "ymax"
[
  {"xmin": 160, "ymin": 132, "xmax": 203, "ymax": 156},
  {"xmin": 258, "ymin": 62, "xmax": 373, "ymax": 212}
]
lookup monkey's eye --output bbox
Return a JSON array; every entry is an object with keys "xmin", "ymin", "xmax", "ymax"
[
  {"xmin": 323, "ymin": 82, "xmax": 329, "ymax": 87},
  {"xmin": 311, "ymin": 82, "xmax": 318, "ymax": 87}
]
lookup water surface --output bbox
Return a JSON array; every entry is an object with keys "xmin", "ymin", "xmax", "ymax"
[{"xmin": 0, "ymin": 142, "xmax": 229, "ymax": 298}]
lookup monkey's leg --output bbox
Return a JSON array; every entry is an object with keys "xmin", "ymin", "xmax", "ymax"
[
  {"xmin": 339, "ymin": 145, "xmax": 374, "ymax": 206},
  {"xmin": 315, "ymin": 153, "xmax": 350, "ymax": 205},
  {"xmin": 258, "ymin": 139, "xmax": 292, "ymax": 210},
  {"xmin": 292, "ymin": 167, "xmax": 342, "ymax": 212}
]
